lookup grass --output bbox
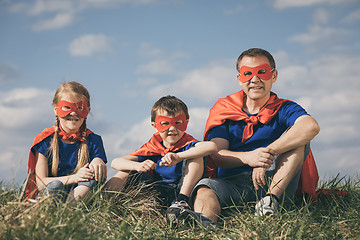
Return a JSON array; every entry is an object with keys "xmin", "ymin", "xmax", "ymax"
[{"xmin": 0, "ymin": 175, "xmax": 359, "ymax": 240}]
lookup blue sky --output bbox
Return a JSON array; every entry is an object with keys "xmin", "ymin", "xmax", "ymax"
[{"xmin": 1, "ymin": 0, "xmax": 359, "ymax": 186}]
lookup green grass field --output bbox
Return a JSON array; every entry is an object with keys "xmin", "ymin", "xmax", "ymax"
[{"xmin": 1, "ymin": 175, "xmax": 359, "ymax": 240}]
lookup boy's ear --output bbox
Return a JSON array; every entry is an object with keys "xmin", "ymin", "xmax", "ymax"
[{"xmin": 151, "ymin": 122, "xmax": 156, "ymax": 128}]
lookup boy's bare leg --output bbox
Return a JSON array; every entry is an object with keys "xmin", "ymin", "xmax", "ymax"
[
  {"xmin": 103, "ymin": 171, "xmax": 129, "ymax": 192},
  {"xmin": 268, "ymin": 145, "xmax": 305, "ymax": 198},
  {"xmin": 179, "ymin": 157, "xmax": 203, "ymax": 197},
  {"xmin": 193, "ymin": 187, "xmax": 221, "ymax": 222}
]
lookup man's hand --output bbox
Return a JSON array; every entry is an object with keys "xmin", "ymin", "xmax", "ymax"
[
  {"xmin": 159, "ymin": 152, "xmax": 182, "ymax": 167},
  {"xmin": 252, "ymin": 167, "xmax": 267, "ymax": 190},
  {"xmin": 243, "ymin": 147, "xmax": 277, "ymax": 168},
  {"xmin": 135, "ymin": 160, "xmax": 157, "ymax": 173}
]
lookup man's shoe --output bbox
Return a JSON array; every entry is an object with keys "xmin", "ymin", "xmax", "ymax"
[{"xmin": 255, "ymin": 195, "xmax": 279, "ymax": 216}]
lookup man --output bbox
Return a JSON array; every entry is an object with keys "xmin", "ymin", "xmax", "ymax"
[{"xmin": 191, "ymin": 48, "xmax": 320, "ymax": 225}]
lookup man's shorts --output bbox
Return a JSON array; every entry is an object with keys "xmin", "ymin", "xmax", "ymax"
[{"xmin": 190, "ymin": 143, "xmax": 310, "ymax": 207}]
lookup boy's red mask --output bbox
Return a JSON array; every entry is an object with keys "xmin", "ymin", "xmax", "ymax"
[
  {"xmin": 238, "ymin": 63, "xmax": 274, "ymax": 83},
  {"xmin": 154, "ymin": 114, "xmax": 188, "ymax": 132},
  {"xmin": 56, "ymin": 100, "xmax": 89, "ymax": 118}
]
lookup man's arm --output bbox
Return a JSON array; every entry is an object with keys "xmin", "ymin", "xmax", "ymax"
[
  {"xmin": 209, "ymin": 138, "xmax": 276, "ymax": 169},
  {"xmin": 208, "ymin": 115, "xmax": 319, "ymax": 169},
  {"xmin": 267, "ymin": 115, "xmax": 320, "ymax": 154}
]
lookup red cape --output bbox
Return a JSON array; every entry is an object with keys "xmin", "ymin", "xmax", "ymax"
[
  {"xmin": 130, "ymin": 132, "xmax": 197, "ymax": 157},
  {"xmin": 24, "ymin": 126, "xmax": 93, "ymax": 200},
  {"xmin": 204, "ymin": 90, "xmax": 319, "ymax": 201}
]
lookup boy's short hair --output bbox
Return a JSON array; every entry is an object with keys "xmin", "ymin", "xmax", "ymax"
[
  {"xmin": 236, "ymin": 48, "xmax": 276, "ymax": 72},
  {"xmin": 151, "ymin": 95, "xmax": 189, "ymax": 122}
]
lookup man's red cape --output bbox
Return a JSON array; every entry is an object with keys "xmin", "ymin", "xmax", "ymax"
[
  {"xmin": 24, "ymin": 126, "xmax": 93, "ymax": 200},
  {"xmin": 130, "ymin": 132, "xmax": 197, "ymax": 157},
  {"xmin": 203, "ymin": 90, "xmax": 319, "ymax": 201}
]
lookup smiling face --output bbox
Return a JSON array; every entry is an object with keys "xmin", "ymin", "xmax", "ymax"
[
  {"xmin": 237, "ymin": 55, "xmax": 278, "ymax": 102},
  {"xmin": 152, "ymin": 109, "xmax": 187, "ymax": 148},
  {"xmin": 54, "ymin": 92, "xmax": 88, "ymax": 134}
]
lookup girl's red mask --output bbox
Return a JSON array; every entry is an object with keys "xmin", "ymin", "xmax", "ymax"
[
  {"xmin": 56, "ymin": 100, "xmax": 89, "ymax": 118},
  {"xmin": 154, "ymin": 114, "xmax": 188, "ymax": 132},
  {"xmin": 238, "ymin": 63, "xmax": 274, "ymax": 83}
]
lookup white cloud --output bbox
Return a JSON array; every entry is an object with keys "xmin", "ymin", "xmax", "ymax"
[
  {"xmin": 148, "ymin": 60, "xmax": 238, "ymax": 103},
  {"xmin": 289, "ymin": 25, "xmax": 350, "ymax": 44},
  {"xmin": 136, "ymin": 60, "xmax": 174, "ymax": 75},
  {"xmin": 0, "ymin": 88, "xmax": 53, "ymax": 129},
  {"xmin": 0, "ymin": 63, "xmax": 20, "ymax": 84},
  {"xmin": 7, "ymin": 0, "xmax": 177, "ymax": 31},
  {"xmin": 32, "ymin": 12, "xmax": 74, "ymax": 31},
  {"xmin": 342, "ymin": 9, "xmax": 360, "ymax": 23},
  {"xmin": 273, "ymin": 0, "xmax": 356, "ymax": 10},
  {"xmin": 28, "ymin": 0, "xmax": 74, "ymax": 15},
  {"xmin": 69, "ymin": 34, "xmax": 112, "ymax": 57},
  {"xmin": 223, "ymin": 4, "xmax": 243, "ymax": 15},
  {"xmin": 313, "ymin": 8, "xmax": 329, "ymax": 25}
]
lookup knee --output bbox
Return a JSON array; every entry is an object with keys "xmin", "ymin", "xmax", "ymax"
[
  {"xmin": 195, "ymin": 186, "xmax": 217, "ymax": 201},
  {"xmin": 46, "ymin": 180, "xmax": 64, "ymax": 191}
]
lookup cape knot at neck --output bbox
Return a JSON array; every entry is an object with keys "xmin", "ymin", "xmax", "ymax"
[{"xmin": 246, "ymin": 115, "xmax": 259, "ymax": 125}]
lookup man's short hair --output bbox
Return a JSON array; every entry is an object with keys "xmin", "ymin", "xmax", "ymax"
[{"xmin": 236, "ymin": 48, "xmax": 276, "ymax": 72}]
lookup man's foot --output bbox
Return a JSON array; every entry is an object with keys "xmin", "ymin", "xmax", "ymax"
[{"xmin": 255, "ymin": 195, "xmax": 279, "ymax": 216}]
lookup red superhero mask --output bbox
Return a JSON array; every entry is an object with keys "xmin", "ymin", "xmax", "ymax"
[
  {"xmin": 238, "ymin": 63, "xmax": 274, "ymax": 83},
  {"xmin": 154, "ymin": 114, "xmax": 188, "ymax": 132},
  {"xmin": 56, "ymin": 100, "xmax": 90, "ymax": 118}
]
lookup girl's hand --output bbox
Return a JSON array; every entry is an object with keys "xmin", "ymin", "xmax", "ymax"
[
  {"xmin": 159, "ymin": 152, "xmax": 181, "ymax": 167},
  {"xmin": 73, "ymin": 163, "xmax": 94, "ymax": 183},
  {"xmin": 90, "ymin": 158, "xmax": 107, "ymax": 182},
  {"xmin": 135, "ymin": 160, "xmax": 156, "ymax": 173}
]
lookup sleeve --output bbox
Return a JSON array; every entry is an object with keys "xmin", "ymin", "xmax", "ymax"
[
  {"xmin": 206, "ymin": 120, "xmax": 230, "ymax": 141},
  {"xmin": 183, "ymin": 140, "xmax": 200, "ymax": 150},
  {"xmin": 280, "ymin": 101, "xmax": 309, "ymax": 127},
  {"xmin": 32, "ymin": 137, "xmax": 51, "ymax": 158},
  {"xmin": 88, "ymin": 134, "xmax": 108, "ymax": 163}
]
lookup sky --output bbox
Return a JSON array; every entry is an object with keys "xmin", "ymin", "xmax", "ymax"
[{"xmin": 1, "ymin": 0, "xmax": 359, "ymax": 187}]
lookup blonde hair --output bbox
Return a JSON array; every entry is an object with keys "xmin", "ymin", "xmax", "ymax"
[{"xmin": 49, "ymin": 81, "xmax": 90, "ymax": 176}]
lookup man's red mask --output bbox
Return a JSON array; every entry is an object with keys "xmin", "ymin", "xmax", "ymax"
[
  {"xmin": 56, "ymin": 100, "xmax": 89, "ymax": 118},
  {"xmin": 238, "ymin": 63, "xmax": 274, "ymax": 83},
  {"xmin": 154, "ymin": 114, "xmax": 188, "ymax": 132}
]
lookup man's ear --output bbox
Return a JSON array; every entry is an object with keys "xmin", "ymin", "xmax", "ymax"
[
  {"xmin": 151, "ymin": 122, "xmax": 156, "ymax": 128},
  {"xmin": 272, "ymin": 70, "xmax": 278, "ymax": 83},
  {"xmin": 236, "ymin": 74, "xmax": 244, "ymax": 87}
]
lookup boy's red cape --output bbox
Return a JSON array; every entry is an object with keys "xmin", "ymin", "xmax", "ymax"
[
  {"xmin": 130, "ymin": 132, "xmax": 197, "ymax": 157},
  {"xmin": 203, "ymin": 90, "xmax": 320, "ymax": 201},
  {"xmin": 24, "ymin": 126, "xmax": 93, "ymax": 200}
]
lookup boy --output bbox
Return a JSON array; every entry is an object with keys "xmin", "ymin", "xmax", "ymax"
[{"xmin": 105, "ymin": 95, "xmax": 217, "ymax": 224}]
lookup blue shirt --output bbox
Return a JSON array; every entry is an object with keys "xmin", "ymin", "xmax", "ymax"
[
  {"xmin": 137, "ymin": 141, "xmax": 199, "ymax": 183},
  {"xmin": 33, "ymin": 133, "xmax": 107, "ymax": 177},
  {"xmin": 207, "ymin": 101, "xmax": 308, "ymax": 178}
]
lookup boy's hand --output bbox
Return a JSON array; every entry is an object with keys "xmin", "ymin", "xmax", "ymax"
[
  {"xmin": 135, "ymin": 160, "xmax": 157, "ymax": 173},
  {"xmin": 159, "ymin": 153, "xmax": 181, "ymax": 167}
]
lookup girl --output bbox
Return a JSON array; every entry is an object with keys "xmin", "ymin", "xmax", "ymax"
[{"xmin": 24, "ymin": 81, "xmax": 107, "ymax": 202}]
